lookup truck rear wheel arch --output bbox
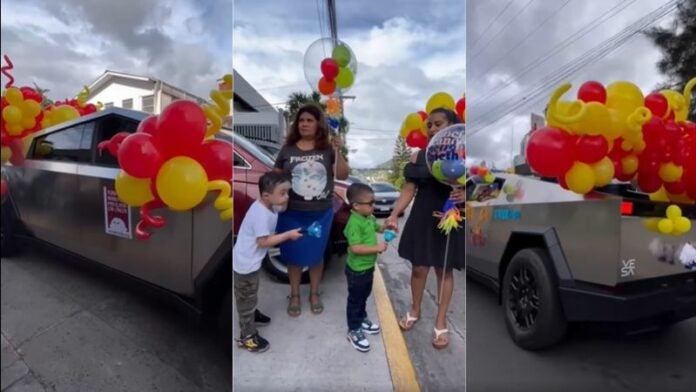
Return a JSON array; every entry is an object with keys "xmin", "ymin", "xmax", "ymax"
[{"xmin": 498, "ymin": 228, "xmax": 573, "ymax": 303}]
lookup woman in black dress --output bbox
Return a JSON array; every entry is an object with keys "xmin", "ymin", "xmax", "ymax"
[{"xmin": 385, "ymin": 108, "xmax": 465, "ymax": 349}]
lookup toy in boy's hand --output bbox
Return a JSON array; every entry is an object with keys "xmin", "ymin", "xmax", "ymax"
[
  {"xmin": 384, "ymin": 229, "xmax": 396, "ymax": 243},
  {"xmin": 300, "ymin": 221, "xmax": 322, "ymax": 238}
]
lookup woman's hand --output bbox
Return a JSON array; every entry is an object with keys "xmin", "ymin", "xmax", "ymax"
[
  {"xmin": 332, "ymin": 134, "xmax": 344, "ymax": 149},
  {"xmin": 449, "ymin": 188, "xmax": 465, "ymax": 204},
  {"xmin": 385, "ymin": 215, "xmax": 399, "ymax": 233}
]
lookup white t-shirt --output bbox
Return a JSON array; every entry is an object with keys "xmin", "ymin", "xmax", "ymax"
[{"xmin": 233, "ymin": 200, "xmax": 278, "ymax": 274}]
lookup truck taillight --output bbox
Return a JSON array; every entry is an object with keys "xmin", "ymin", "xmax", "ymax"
[{"xmin": 621, "ymin": 201, "xmax": 634, "ymax": 215}]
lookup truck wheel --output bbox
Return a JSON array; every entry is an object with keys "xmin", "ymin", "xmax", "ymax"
[
  {"xmin": 218, "ymin": 288, "xmax": 232, "ymax": 356},
  {"xmin": 1, "ymin": 200, "xmax": 20, "ymax": 257},
  {"xmin": 262, "ymin": 248, "xmax": 310, "ymax": 284},
  {"xmin": 502, "ymin": 248, "xmax": 567, "ymax": 350}
]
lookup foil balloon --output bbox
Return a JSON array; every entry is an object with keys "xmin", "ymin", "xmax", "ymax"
[{"xmin": 304, "ymin": 38, "xmax": 358, "ymax": 96}]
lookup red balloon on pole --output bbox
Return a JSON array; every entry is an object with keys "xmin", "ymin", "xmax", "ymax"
[
  {"xmin": 318, "ymin": 77, "xmax": 336, "ymax": 96},
  {"xmin": 526, "ymin": 127, "xmax": 576, "ymax": 177},
  {"xmin": 155, "ymin": 101, "xmax": 207, "ymax": 158},
  {"xmin": 196, "ymin": 139, "xmax": 233, "ymax": 181},
  {"xmin": 320, "ymin": 58, "xmax": 339, "ymax": 81},
  {"xmin": 577, "ymin": 81, "xmax": 606, "ymax": 103},
  {"xmin": 118, "ymin": 133, "xmax": 164, "ymax": 179}
]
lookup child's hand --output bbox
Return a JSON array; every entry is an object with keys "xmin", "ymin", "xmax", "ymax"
[
  {"xmin": 286, "ymin": 228, "xmax": 304, "ymax": 241},
  {"xmin": 377, "ymin": 242, "xmax": 388, "ymax": 253}
]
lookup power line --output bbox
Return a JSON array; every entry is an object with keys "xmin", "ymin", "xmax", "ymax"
[
  {"xmin": 469, "ymin": 0, "xmax": 537, "ymax": 63},
  {"xmin": 469, "ymin": 0, "xmax": 638, "ymax": 107},
  {"xmin": 469, "ymin": 0, "xmax": 516, "ymax": 52},
  {"xmin": 468, "ymin": 1, "xmax": 678, "ymax": 138}
]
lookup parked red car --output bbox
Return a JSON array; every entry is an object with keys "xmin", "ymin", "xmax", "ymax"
[{"xmin": 230, "ymin": 132, "xmax": 349, "ymax": 282}]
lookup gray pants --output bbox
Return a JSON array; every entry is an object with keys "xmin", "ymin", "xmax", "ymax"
[{"xmin": 234, "ymin": 269, "xmax": 260, "ymax": 338}]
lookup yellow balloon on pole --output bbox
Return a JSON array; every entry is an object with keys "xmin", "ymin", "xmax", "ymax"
[
  {"xmin": 115, "ymin": 171, "xmax": 154, "ymax": 207},
  {"xmin": 425, "ymin": 92, "xmax": 455, "ymax": 114},
  {"xmin": 657, "ymin": 218, "xmax": 673, "ymax": 234},
  {"xmin": 666, "ymin": 205, "xmax": 682, "ymax": 220},
  {"xmin": 673, "ymin": 217, "xmax": 692, "ymax": 234},
  {"xmin": 605, "ymin": 81, "xmax": 644, "ymax": 118},
  {"xmin": 156, "ymin": 157, "xmax": 208, "ymax": 211}
]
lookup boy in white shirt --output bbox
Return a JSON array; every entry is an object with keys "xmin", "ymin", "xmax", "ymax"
[{"xmin": 233, "ymin": 172, "xmax": 303, "ymax": 353}]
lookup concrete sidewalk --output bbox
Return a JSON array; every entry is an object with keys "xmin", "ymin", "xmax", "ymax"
[
  {"xmin": 1, "ymin": 249, "xmax": 230, "ymax": 392},
  {"xmin": 232, "ymin": 255, "xmax": 395, "ymax": 392}
]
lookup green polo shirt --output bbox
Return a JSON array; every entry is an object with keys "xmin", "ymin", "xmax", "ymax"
[{"xmin": 344, "ymin": 210, "xmax": 382, "ymax": 272}]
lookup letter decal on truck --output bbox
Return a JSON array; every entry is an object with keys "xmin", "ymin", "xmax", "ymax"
[{"xmin": 621, "ymin": 259, "xmax": 636, "ymax": 277}]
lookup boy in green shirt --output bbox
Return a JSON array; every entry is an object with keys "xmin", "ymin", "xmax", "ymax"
[{"xmin": 343, "ymin": 183, "xmax": 388, "ymax": 352}]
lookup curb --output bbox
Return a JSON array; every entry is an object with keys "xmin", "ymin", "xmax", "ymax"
[{"xmin": 373, "ymin": 265, "xmax": 421, "ymax": 392}]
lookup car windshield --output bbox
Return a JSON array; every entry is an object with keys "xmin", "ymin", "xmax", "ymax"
[
  {"xmin": 222, "ymin": 130, "xmax": 276, "ymax": 167},
  {"xmin": 371, "ymin": 183, "xmax": 397, "ymax": 192}
]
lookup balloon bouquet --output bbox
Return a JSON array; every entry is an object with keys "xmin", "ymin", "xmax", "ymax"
[
  {"xmin": 526, "ymin": 78, "xmax": 695, "ymax": 236},
  {"xmin": 426, "ymin": 124, "xmax": 466, "ymax": 235},
  {"xmin": 98, "ymin": 74, "xmax": 234, "ymax": 240},
  {"xmin": 400, "ymin": 92, "xmax": 465, "ymax": 149}
]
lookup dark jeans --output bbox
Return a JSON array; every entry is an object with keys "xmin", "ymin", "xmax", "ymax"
[{"xmin": 345, "ymin": 266, "xmax": 375, "ymax": 331}]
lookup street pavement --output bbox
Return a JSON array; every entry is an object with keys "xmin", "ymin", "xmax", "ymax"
[
  {"xmin": 1, "ymin": 247, "xmax": 230, "ymax": 392},
  {"xmin": 466, "ymin": 278, "xmax": 696, "ymax": 392}
]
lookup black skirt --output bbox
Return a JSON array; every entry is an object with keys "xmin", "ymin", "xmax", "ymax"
[{"xmin": 397, "ymin": 151, "xmax": 465, "ymax": 271}]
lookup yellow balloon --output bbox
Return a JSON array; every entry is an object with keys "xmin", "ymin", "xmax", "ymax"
[
  {"xmin": 657, "ymin": 218, "xmax": 673, "ymax": 234},
  {"xmin": 573, "ymin": 102, "xmax": 609, "ymax": 136},
  {"xmin": 649, "ymin": 187, "xmax": 670, "ymax": 202},
  {"xmin": 21, "ymin": 100, "xmax": 42, "ymax": 117},
  {"xmin": 661, "ymin": 89, "xmax": 687, "ymax": 121},
  {"xmin": 115, "ymin": 171, "xmax": 154, "ymax": 207},
  {"xmin": 621, "ymin": 155, "xmax": 638, "ymax": 175},
  {"xmin": 21, "ymin": 117, "xmax": 36, "ymax": 130},
  {"xmin": 565, "ymin": 162, "xmax": 595, "ymax": 194},
  {"xmin": 404, "ymin": 113, "xmax": 423, "ymax": 132},
  {"xmin": 426, "ymin": 92, "xmax": 455, "ymax": 114},
  {"xmin": 1, "ymin": 146, "xmax": 11, "ymax": 165},
  {"xmin": 606, "ymin": 81, "xmax": 644, "ymax": 118},
  {"xmin": 666, "ymin": 191, "xmax": 694, "ymax": 204},
  {"xmin": 55, "ymin": 105, "xmax": 80, "ymax": 123},
  {"xmin": 658, "ymin": 162, "xmax": 683, "ymax": 183},
  {"xmin": 3, "ymin": 87, "xmax": 23, "ymax": 106},
  {"xmin": 673, "ymin": 217, "xmax": 692, "ymax": 234},
  {"xmin": 3, "ymin": 106, "xmax": 23, "ymax": 125},
  {"xmin": 592, "ymin": 157, "xmax": 614, "ymax": 187},
  {"xmin": 7, "ymin": 124, "xmax": 23, "ymax": 136},
  {"xmin": 484, "ymin": 173, "xmax": 495, "ymax": 183},
  {"xmin": 666, "ymin": 205, "xmax": 682, "ymax": 220},
  {"xmin": 643, "ymin": 218, "xmax": 660, "ymax": 232},
  {"xmin": 156, "ymin": 157, "xmax": 208, "ymax": 211}
]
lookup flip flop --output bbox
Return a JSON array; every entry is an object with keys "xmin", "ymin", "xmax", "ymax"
[
  {"xmin": 309, "ymin": 292, "xmax": 324, "ymax": 314},
  {"xmin": 432, "ymin": 327, "xmax": 450, "ymax": 349},
  {"xmin": 398, "ymin": 311, "xmax": 420, "ymax": 331},
  {"xmin": 287, "ymin": 294, "xmax": 301, "ymax": 317}
]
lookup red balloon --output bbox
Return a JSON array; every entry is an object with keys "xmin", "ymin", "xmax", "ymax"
[
  {"xmin": 642, "ymin": 117, "xmax": 665, "ymax": 146},
  {"xmin": 155, "ymin": 101, "xmax": 207, "ymax": 158},
  {"xmin": 406, "ymin": 130, "xmax": 428, "ymax": 149},
  {"xmin": 637, "ymin": 173, "xmax": 662, "ymax": 193},
  {"xmin": 526, "ymin": 127, "xmax": 576, "ymax": 177},
  {"xmin": 456, "ymin": 98, "xmax": 465, "ymax": 119},
  {"xmin": 418, "ymin": 111, "xmax": 428, "ymax": 121},
  {"xmin": 318, "ymin": 77, "xmax": 336, "ymax": 96},
  {"xmin": 320, "ymin": 58, "xmax": 340, "ymax": 81},
  {"xmin": 196, "ymin": 139, "xmax": 233, "ymax": 181},
  {"xmin": 664, "ymin": 181, "xmax": 685, "ymax": 195},
  {"xmin": 98, "ymin": 131, "xmax": 130, "ymax": 158},
  {"xmin": 576, "ymin": 135, "xmax": 608, "ymax": 164},
  {"xmin": 663, "ymin": 120, "xmax": 681, "ymax": 144},
  {"xmin": 557, "ymin": 175, "xmax": 569, "ymax": 190},
  {"xmin": 137, "ymin": 115, "xmax": 159, "ymax": 135},
  {"xmin": 684, "ymin": 168, "xmax": 696, "ymax": 199},
  {"xmin": 118, "ymin": 133, "xmax": 164, "ymax": 179},
  {"xmin": 0, "ymin": 179, "xmax": 6, "ymax": 197},
  {"xmin": 20, "ymin": 86, "xmax": 42, "ymax": 103},
  {"xmin": 577, "ymin": 81, "xmax": 606, "ymax": 103},
  {"xmin": 644, "ymin": 92, "xmax": 669, "ymax": 118}
]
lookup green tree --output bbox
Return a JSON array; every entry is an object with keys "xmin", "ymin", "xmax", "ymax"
[
  {"xmin": 388, "ymin": 136, "xmax": 411, "ymax": 189},
  {"xmin": 646, "ymin": 0, "xmax": 696, "ymax": 120}
]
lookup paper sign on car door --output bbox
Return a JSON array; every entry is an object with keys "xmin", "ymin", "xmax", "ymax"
[{"xmin": 103, "ymin": 186, "xmax": 132, "ymax": 239}]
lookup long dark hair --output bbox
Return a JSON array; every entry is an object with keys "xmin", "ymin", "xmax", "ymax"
[
  {"xmin": 285, "ymin": 104, "xmax": 330, "ymax": 150},
  {"xmin": 430, "ymin": 107, "xmax": 461, "ymax": 125}
]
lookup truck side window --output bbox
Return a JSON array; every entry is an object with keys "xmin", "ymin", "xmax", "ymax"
[
  {"xmin": 32, "ymin": 124, "xmax": 90, "ymax": 163},
  {"xmin": 92, "ymin": 116, "xmax": 139, "ymax": 166},
  {"xmin": 234, "ymin": 153, "xmax": 249, "ymax": 168}
]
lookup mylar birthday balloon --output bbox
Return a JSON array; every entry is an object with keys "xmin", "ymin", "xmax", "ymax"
[
  {"xmin": 304, "ymin": 38, "xmax": 358, "ymax": 95},
  {"xmin": 425, "ymin": 124, "xmax": 466, "ymax": 186}
]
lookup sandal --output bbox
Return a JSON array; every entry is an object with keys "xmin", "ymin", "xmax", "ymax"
[
  {"xmin": 398, "ymin": 311, "xmax": 420, "ymax": 331},
  {"xmin": 432, "ymin": 327, "xmax": 450, "ymax": 349},
  {"xmin": 287, "ymin": 294, "xmax": 301, "ymax": 317},
  {"xmin": 309, "ymin": 292, "xmax": 324, "ymax": 315}
]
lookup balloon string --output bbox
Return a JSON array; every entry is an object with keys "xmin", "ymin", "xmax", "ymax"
[
  {"xmin": 77, "ymin": 86, "xmax": 90, "ymax": 107},
  {"xmin": 135, "ymin": 199, "xmax": 167, "ymax": 240},
  {"xmin": 202, "ymin": 74, "xmax": 233, "ymax": 137},
  {"xmin": 2, "ymin": 55, "xmax": 14, "ymax": 88},
  {"xmin": 207, "ymin": 180, "xmax": 233, "ymax": 220}
]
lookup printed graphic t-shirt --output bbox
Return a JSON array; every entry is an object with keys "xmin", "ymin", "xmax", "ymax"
[{"xmin": 274, "ymin": 144, "xmax": 335, "ymax": 211}]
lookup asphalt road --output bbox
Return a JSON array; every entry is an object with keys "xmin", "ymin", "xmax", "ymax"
[
  {"xmin": 1, "ymin": 247, "xmax": 230, "ymax": 392},
  {"xmin": 466, "ymin": 278, "xmax": 696, "ymax": 392}
]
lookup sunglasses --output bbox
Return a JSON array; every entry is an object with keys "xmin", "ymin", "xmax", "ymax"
[{"xmin": 354, "ymin": 199, "xmax": 376, "ymax": 206}]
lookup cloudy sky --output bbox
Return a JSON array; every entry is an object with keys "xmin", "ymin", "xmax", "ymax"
[
  {"xmin": 234, "ymin": 0, "xmax": 466, "ymax": 169},
  {"xmin": 467, "ymin": 0, "xmax": 680, "ymax": 169},
  {"xmin": 0, "ymin": 0, "xmax": 231, "ymax": 101}
]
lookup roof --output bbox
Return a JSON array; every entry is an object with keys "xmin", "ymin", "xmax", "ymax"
[
  {"xmin": 233, "ymin": 70, "xmax": 277, "ymax": 113},
  {"xmin": 85, "ymin": 70, "xmax": 208, "ymax": 103}
]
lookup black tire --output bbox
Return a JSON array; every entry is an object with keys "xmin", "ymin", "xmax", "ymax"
[
  {"xmin": 262, "ymin": 247, "xmax": 310, "ymax": 284},
  {"xmin": 502, "ymin": 248, "xmax": 567, "ymax": 350},
  {"xmin": 218, "ymin": 288, "xmax": 232, "ymax": 355},
  {"xmin": 1, "ymin": 199, "xmax": 20, "ymax": 257}
]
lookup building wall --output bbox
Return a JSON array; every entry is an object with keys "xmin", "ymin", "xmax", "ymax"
[{"xmin": 88, "ymin": 77, "xmax": 155, "ymax": 112}]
